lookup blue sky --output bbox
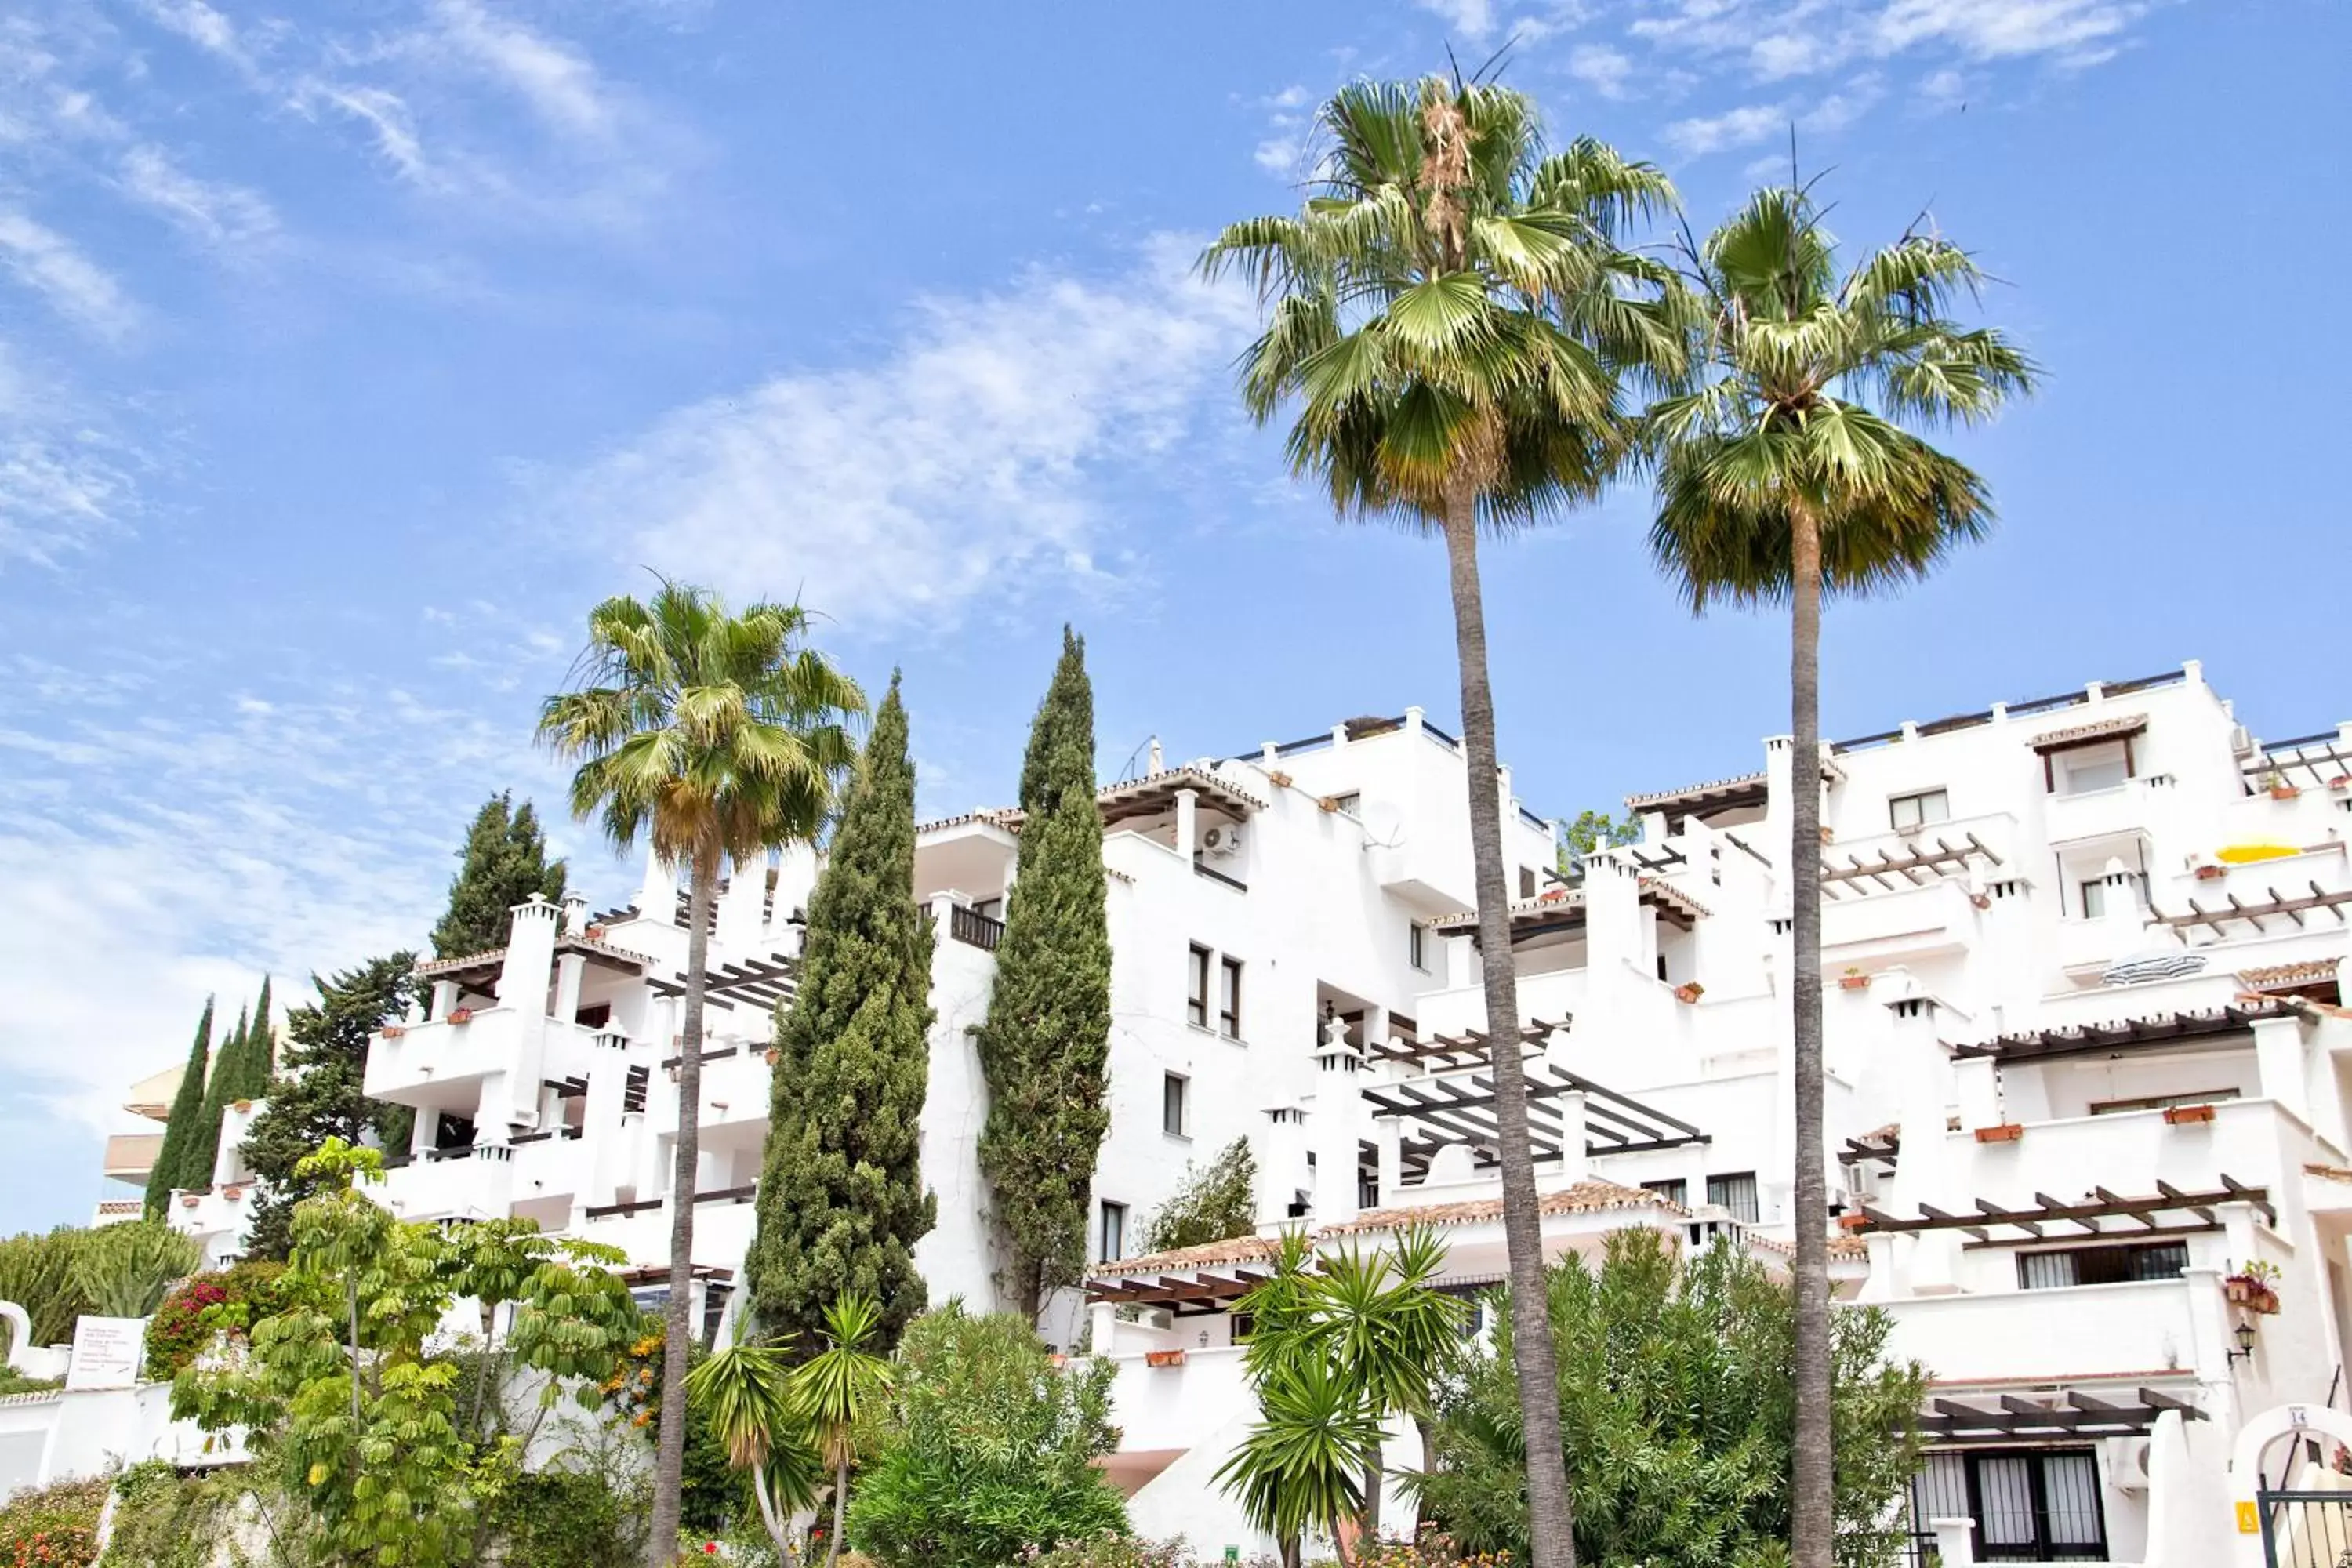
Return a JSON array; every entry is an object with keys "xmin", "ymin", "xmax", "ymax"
[{"xmin": 1, "ymin": 0, "xmax": 2341, "ymax": 1233}]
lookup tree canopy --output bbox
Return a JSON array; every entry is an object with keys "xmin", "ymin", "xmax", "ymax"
[{"xmin": 431, "ymin": 793, "xmax": 568, "ymax": 959}]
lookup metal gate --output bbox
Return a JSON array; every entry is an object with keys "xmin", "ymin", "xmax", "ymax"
[{"xmin": 2260, "ymin": 1490, "xmax": 2352, "ymax": 1568}]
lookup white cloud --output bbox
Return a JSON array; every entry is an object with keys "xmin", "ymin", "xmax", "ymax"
[
  {"xmin": 1917, "ymin": 65, "xmax": 1969, "ymax": 108},
  {"xmin": 422, "ymin": 0, "xmax": 617, "ymax": 140},
  {"xmin": 561, "ymin": 238, "xmax": 1255, "ymax": 632},
  {"xmin": 1417, "ymin": 0, "xmax": 1501, "ymax": 40},
  {"xmin": 291, "ymin": 80, "xmax": 436, "ymax": 186},
  {"xmin": 1664, "ymin": 102, "xmax": 1788, "ymax": 156},
  {"xmin": 0, "ymin": 207, "xmax": 138, "ymax": 339},
  {"xmin": 1874, "ymin": 0, "xmax": 2145, "ymax": 61},
  {"xmin": 1254, "ymin": 136, "xmax": 1301, "ymax": 176},
  {"xmin": 119, "ymin": 145, "xmax": 278, "ymax": 250},
  {"xmin": 137, "ymin": 0, "xmax": 258, "ymax": 76},
  {"xmin": 1566, "ymin": 42, "xmax": 1635, "ymax": 98},
  {"xmin": 1632, "ymin": 0, "xmax": 2153, "ymax": 78}
]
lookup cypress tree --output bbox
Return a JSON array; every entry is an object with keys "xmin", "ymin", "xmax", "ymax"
[
  {"xmin": 430, "ymin": 793, "xmax": 568, "ymax": 958},
  {"xmin": 975, "ymin": 628, "xmax": 1112, "ymax": 1323},
  {"xmin": 144, "ymin": 997, "xmax": 215, "ymax": 1218},
  {"xmin": 241, "ymin": 954, "xmax": 418, "ymax": 1261},
  {"xmin": 235, "ymin": 977, "xmax": 276, "ymax": 1095},
  {"xmin": 747, "ymin": 674, "xmax": 937, "ymax": 1349},
  {"xmin": 186, "ymin": 1001, "xmax": 249, "ymax": 1191}
]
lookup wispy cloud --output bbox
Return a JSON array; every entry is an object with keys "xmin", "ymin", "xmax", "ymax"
[
  {"xmin": 118, "ymin": 145, "xmax": 279, "ymax": 251},
  {"xmin": 559, "ymin": 238, "xmax": 1255, "ymax": 633},
  {"xmin": 1415, "ymin": 0, "xmax": 1501, "ymax": 40},
  {"xmin": 1664, "ymin": 102, "xmax": 1788, "ymax": 157},
  {"xmin": 1632, "ymin": 0, "xmax": 2151, "ymax": 80},
  {"xmin": 423, "ymin": 0, "xmax": 618, "ymax": 140},
  {"xmin": 1566, "ymin": 42, "xmax": 1635, "ymax": 98},
  {"xmin": 0, "ymin": 207, "xmax": 138, "ymax": 339}
]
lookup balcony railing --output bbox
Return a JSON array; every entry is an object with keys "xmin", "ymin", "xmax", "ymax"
[{"xmin": 949, "ymin": 904, "xmax": 1004, "ymax": 951}]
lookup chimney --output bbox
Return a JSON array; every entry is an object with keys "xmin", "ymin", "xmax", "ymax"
[
  {"xmin": 496, "ymin": 895, "xmax": 562, "ymax": 1017},
  {"xmin": 561, "ymin": 893, "xmax": 589, "ymax": 936}
]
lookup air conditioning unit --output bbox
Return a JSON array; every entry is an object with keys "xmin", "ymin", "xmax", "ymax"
[
  {"xmin": 2112, "ymin": 1436, "xmax": 2152, "ymax": 1492},
  {"xmin": 1202, "ymin": 823, "xmax": 1245, "ymax": 858},
  {"xmin": 2230, "ymin": 724, "xmax": 2256, "ymax": 757}
]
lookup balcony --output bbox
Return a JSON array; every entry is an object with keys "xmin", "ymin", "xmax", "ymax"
[
  {"xmin": 103, "ymin": 1132, "xmax": 162, "ymax": 1183},
  {"xmin": 365, "ymin": 1007, "xmax": 608, "ymax": 1112},
  {"xmin": 1820, "ymin": 877, "xmax": 1979, "ymax": 961},
  {"xmin": 379, "ymin": 1143, "xmax": 517, "ymax": 1221},
  {"xmin": 2045, "ymin": 776, "xmax": 2165, "ymax": 846},
  {"xmin": 1882, "ymin": 1276, "xmax": 2202, "ymax": 1383},
  {"xmin": 948, "ymin": 904, "xmax": 1004, "ymax": 952}
]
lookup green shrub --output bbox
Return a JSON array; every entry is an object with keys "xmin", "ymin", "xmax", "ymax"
[
  {"xmin": 0, "ymin": 1229, "xmax": 93, "ymax": 1348},
  {"xmin": 0, "ymin": 1370, "xmax": 61, "ymax": 1399},
  {"xmin": 70, "ymin": 1224, "xmax": 200, "ymax": 1319},
  {"xmin": 0, "ymin": 1474, "xmax": 107, "ymax": 1568},
  {"xmin": 96, "ymin": 1462, "xmax": 231, "ymax": 1568},
  {"xmin": 490, "ymin": 1465, "xmax": 647, "ymax": 1568},
  {"xmin": 850, "ymin": 1306, "xmax": 1127, "ymax": 1568}
]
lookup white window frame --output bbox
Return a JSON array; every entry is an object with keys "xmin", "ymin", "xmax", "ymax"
[
  {"xmin": 1098, "ymin": 1200, "xmax": 1127, "ymax": 1264},
  {"xmin": 1162, "ymin": 1072, "xmax": 1190, "ymax": 1138},
  {"xmin": 1889, "ymin": 788, "xmax": 1950, "ymax": 831}
]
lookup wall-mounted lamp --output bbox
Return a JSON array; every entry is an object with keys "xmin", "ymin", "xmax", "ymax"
[{"xmin": 2229, "ymin": 1317, "xmax": 2259, "ymax": 1366}]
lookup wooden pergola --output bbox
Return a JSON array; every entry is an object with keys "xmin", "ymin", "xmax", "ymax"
[
  {"xmin": 2147, "ymin": 879, "xmax": 2352, "ymax": 937},
  {"xmin": 1358, "ymin": 1022, "xmax": 1710, "ymax": 1179},
  {"xmin": 2243, "ymin": 731, "xmax": 2352, "ymax": 791},
  {"xmin": 1852, "ymin": 1176, "xmax": 2275, "ymax": 1242},
  {"xmin": 646, "ymin": 955, "xmax": 800, "ymax": 1011},
  {"xmin": 1085, "ymin": 1267, "xmax": 1270, "ymax": 1317},
  {"xmin": 1922, "ymin": 1385, "xmax": 2202, "ymax": 1446},
  {"xmin": 1947, "ymin": 1000, "xmax": 2288, "ymax": 1064},
  {"xmin": 1819, "ymin": 830, "xmax": 2005, "ymax": 901}
]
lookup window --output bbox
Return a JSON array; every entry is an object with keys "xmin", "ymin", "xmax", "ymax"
[
  {"xmin": 1408, "ymin": 921, "xmax": 1429, "ymax": 971},
  {"xmin": 1219, "ymin": 956, "xmax": 1243, "ymax": 1038},
  {"xmin": 2078, "ymin": 877, "xmax": 2108, "ymax": 920},
  {"xmin": 1518, "ymin": 866, "xmax": 1538, "ymax": 899},
  {"xmin": 1889, "ymin": 788, "xmax": 1950, "ymax": 830},
  {"xmin": 1162, "ymin": 1073, "xmax": 1190, "ymax": 1138},
  {"xmin": 1330, "ymin": 792, "xmax": 1362, "ymax": 818},
  {"xmin": 1187, "ymin": 945, "xmax": 1211, "ymax": 1029},
  {"xmin": 1910, "ymin": 1451, "xmax": 2107, "ymax": 1563},
  {"xmin": 1706, "ymin": 1172, "xmax": 1760, "ymax": 1224},
  {"xmin": 1098, "ymin": 1200, "xmax": 1127, "ymax": 1264},
  {"xmin": 2017, "ymin": 1240, "xmax": 2188, "ymax": 1290},
  {"xmin": 1642, "ymin": 1178, "xmax": 1689, "ymax": 1207}
]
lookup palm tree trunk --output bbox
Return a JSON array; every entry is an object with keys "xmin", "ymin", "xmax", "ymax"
[
  {"xmin": 1439, "ymin": 489, "xmax": 1577, "ymax": 1568},
  {"xmin": 826, "ymin": 1461, "xmax": 848, "ymax": 1568},
  {"xmin": 752, "ymin": 1465, "xmax": 802, "ymax": 1568},
  {"xmin": 1359, "ymin": 1444, "xmax": 1381, "ymax": 1553},
  {"xmin": 1787, "ymin": 500, "xmax": 1833, "ymax": 1568},
  {"xmin": 646, "ymin": 854, "xmax": 717, "ymax": 1568}
]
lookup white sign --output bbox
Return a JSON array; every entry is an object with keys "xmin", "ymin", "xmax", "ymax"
[{"xmin": 65, "ymin": 1316, "xmax": 147, "ymax": 1391}]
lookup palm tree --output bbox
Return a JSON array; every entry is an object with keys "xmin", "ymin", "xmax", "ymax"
[
  {"xmin": 685, "ymin": 1330, "xmax": 826, "ymax": 1567},
  {"xmin": 540, "ymin": 583, "xmax": 863, "ymax": 1566},
  {"xmin": 1310, "ymin": 1227, "xmax": 1465, "ymax": 1543},
  {"xmin": 1218, "ymin": 1352, "xmax": 1386, "ymax": 1568},
  {"xmin": 1645, "ymin": 183, "xmax": 2033, "ymax": 1568},
  {"xmin": 791, "ymin": 1294, "xmax": 893, "ymax": 1568},
  {"xmin": 1200, "ymin": 77, "xmax": 1683, "ymax": 1568}
]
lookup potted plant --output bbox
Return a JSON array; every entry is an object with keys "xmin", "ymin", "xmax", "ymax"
[
  {"xmin": 1266, "ymin": 769, "xmax": 1293, "ymax": 789},
  {"xmin": 231, "ymin": 1098, "xmax": 252, "ymax": 1114},
  {"xmin": 1974, "ymin": 1123, "xmax": 2025, "ymax": 1144},
  {"xmin": 1838, "ymin": 1211, "xmax": 1871, "ymax": 1232},
  {"xmin": 1674, "ymin": 981, "xmax": 1704, "ymax": 1004},
  {"xmin": 2194, "ymin": 862, "xmax": 2227, "ymax": 880},
  {"xmin": 763, "ymin": 1046, "xmax": 779, "ymax": 1066},
  {"xmin": 2331, "ymin": 775, "xmax": 2351, "ymax": 793},
  {"xmin": 1145, "ymin": 1348, "xmax": 1187, "ymax": 1368},
  {"xmin": 221, "ymin": 1184, "xmax": 244, "ymax": 1202},
  {"xmin": 584, "ymin": 923, "xmax": 608, "ymax": 941},
  {"xmin": 2163, "ymin": 1102, "xmax": 2216, "ymax": 1125},
  {"xmin": 1838, "ymin": 967, "xmax": 1871, "ymax": 992},
  {"xmin": 1317, "ymin": 797, "xmax": 1342, "ymax": 813},
  {"xmin": 2268, "ymin": 771, "xmax": 2299, "ymax": 801},
  {"xmin": 2237, "ymin": 1259, "xmax": 2284, "ymax": 1315},
  {"xmin": 448, "ymin": 1007, "xmax": 474, "ymax": 1025},
  {"xmin": 381, "ymin": 1023, "xmax": 406, "ymax": 1040}
]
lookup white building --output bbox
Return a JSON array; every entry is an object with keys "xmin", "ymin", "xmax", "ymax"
[{"xmin": 1085, "ymin": 662, "xmax": 2352, "ymax": 1567}]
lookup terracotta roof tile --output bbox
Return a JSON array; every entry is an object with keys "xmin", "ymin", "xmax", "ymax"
[
  {"xmin": 2029, "ymin": 713, "xmax": 2147, "ymax": 751},
  {"xmin": 1626, "ymin": 770, "xmax": 1766, "ymax": 811},
  {"xmin": 1093, "ymin": 1233, "xmax": 1279, "ymax": 1279},
  {"xmin": 1326, "ymin": 1179, "xmax": 1686, "ymax": 1234},
  {"xmin": 2239, "ymin": 957, "xmax": 2340, "ymax": 990},
  {"xmin": 2307, "ymin": 1163, "xmax": 2352, "ymax": 1185}
]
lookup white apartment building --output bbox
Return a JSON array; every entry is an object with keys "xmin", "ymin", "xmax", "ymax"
[
  {"xmin": 155, "ymin": 707, "xmax": 1557, "ymax": 1345},
  {"xmin": 1087, "ymin": 662, "xmax": 2352, "ymax": 1568}
]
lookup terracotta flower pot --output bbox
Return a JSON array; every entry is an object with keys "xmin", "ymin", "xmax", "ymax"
[
  {"xmin": 2252, "ymin": 1287, "xmax": 2282, "ymax": 1316},
  {"xmin": 1145, "ymin": 1348, "xmax": 1187, "ymax": 1368},
  {"xmin": 585, "ymin": 924, "xmax": 608, "ymax": 941},
  {"xmin": 2272, "ymin": 784, "xmax": 2299, "ymax": 801},
  {"xmin": 1838, "ymin": 975, "xmax": 1871, "ymax": 992},
  {"xmin": 1674, "ymin": 982, "xmax": 1704, "ymax": 1004},
  {"xmin": 2194, "ymin": 864, "xmax": 2227, "ymax": 880},
  {"xmin": 448, "ymin": 1007, "xmax": 474, "ymax": 1025},
  {"xmin": 1838, "ymin": 1212, "xmax": 1871, "ymax": 1232},
  {"xmin": 232, "ymin": 1099, "xmax": 251, "ymax": 1114},
  {"xmin": 2224, "ymin": 1276, "xmax": 2256, "ymax": 1305},
  {"xmin": 2164, "ymin": 1103, "xmax": 2216, "ymax": 1125},
  {"xmin": 1974, "ymin": 1123, "xmax": 2024, "ymax": 1144},
  {"xmin": 381, "ymin": 1025, "xmax": 406, "ymax": 1040}
]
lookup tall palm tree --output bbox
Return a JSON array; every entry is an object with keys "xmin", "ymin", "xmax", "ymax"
[
  {"xmin": 792, "ymin": 1294, "xmax": 893, "ymax": 1568},
  {"xmin": 1201, "ymin": 77, "xmax": 1683, "ymax": 1568},
  {"xmin": 1645, "ymin": 184, "xmax": 2033, "ymax": 1568},
  {"xmin": 540, "ymin": 583, "xmax": 863, "ymax": 1566}
]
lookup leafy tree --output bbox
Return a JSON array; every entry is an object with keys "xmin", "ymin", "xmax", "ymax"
[
  {"xmin": 1645, "ymin": 183, "xmax": 2031, "ymax": 1568},
  {"xmin": 1201, "ymin": 80, "xmax": 1684, "ymax": 1568},
  {"xmin": 848, "ymin": 1305, "xmax": 1127, "ymax": 1568},
  {"xmin": 432, "ymin": 793, "xmax": 569, "ymax": 959},
  {"xmin": 146, "ymin": 998, "xmax": 215, "ymax": 1218},
  {"xmin": 751, "ymin": 676, "xmax": 937, "ymax": 1349},
  {"xmin": 1412, "ymin": 1229, "xmax": 1926, "ymax": 1568},
  {"xmin": 172, "ymin": 1139, "xmax": 641, "ymax": 1568},
  {"xmin": 1140, "ymin": 1138, "xmax": 1259, "ymax": 1254},
  {"xmin": 239, "ymin": 955, "xmax": 419, "ymax": 1262},
  {"xmin": 976, "ymin": 629, "xmax": 1112, "ymax": 1324},
  {"xmin": 1222, "ymin": 1229, "xmax": 1465, "ymax": 1562},
  {"xmin": 1555, "ymin": 810, "xmax": 1639, "ymax": 880},
  {"xmin": 539, "ymin": 582, "xmax": 863, "ymax": 1566},
  {"xmin": 183, "ymin": 1000, "xmax": 249, "ymax": 1196},
  {"xmin": 795, "ymin": 1294, "xmax": 895, "ymax": 1568}
]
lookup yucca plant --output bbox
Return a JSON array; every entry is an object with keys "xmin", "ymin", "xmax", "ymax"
[
  {"xmin": 686, "ymin": 1327, "xmax": 826, "ymax": 1567},
  {"xmin": 71, "ymin": 1221, "xmax": 201, "ymax": 1318},
  {"xmin": 793, "ymin": 1294, "xmax": 893, "ymax": 1568}
]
